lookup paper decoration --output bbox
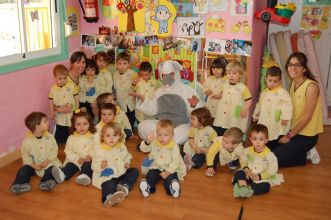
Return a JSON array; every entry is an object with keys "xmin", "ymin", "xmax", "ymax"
[
  {"xmin": 207, "ymin": 0, "xmax": 228, "ymax": 11},
  {"xmin": 173, "ymin": 2, "xmax": 195, "ymax": 17},
  {"xmin": 301, "ymin": 6, "xmax": 331, "ymax": 31},
  {"xmin": 230, "ymin": 0, "xmax": 252, "ymax": 16},
  {"xmin": 151, "ymin": 0, "xmax": 177, "ymax": 37},
  {"xmin": 193, "ymin": 0, "xmax": 209, "ymax": 14},
  {"xmin": 81, "ymin": 34, "xmax": 96, "ymax": 48},
  {"xmin": 177, "ymin": 17, "xmax": 205, "ymax": 38},
  {"xmin": 191, "ymin": 39, "xmax": 202, "ymax": 52},
  {"xmin": 66, "ymin": 7, "xmax": 80, "ymax": 36},
  {"xmin": 102, "ymin": 0, "xmax": 118, "ymax": 19},
  {"xmin": 117, "ymin": 0, "xmax": 145, "ymax": 32},
  {"xmin": 206, "ymin": 15, "xmax": 225, "ymax": 33},
  {"xmin": 205, "ymin": 39, "xmax": 226, "ymax": 54}
]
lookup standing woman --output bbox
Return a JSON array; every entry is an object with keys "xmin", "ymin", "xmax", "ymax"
[
  {"xmin": 67, "ymin": 51, "xmax": 87, "ymax": 92},
  {"xmin": 273, "ymin": 52, "xmax": 323, "ymax": 167}
]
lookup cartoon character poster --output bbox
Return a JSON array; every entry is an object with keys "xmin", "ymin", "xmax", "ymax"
[
  {"xmin": 150, "ymin": 0, "xmax": 177, "ymax": 37},
  {"xmin": 177, "ymin": 17, "xmax": 205, "ymax": 38}
]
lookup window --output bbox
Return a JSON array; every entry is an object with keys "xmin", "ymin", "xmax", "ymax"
[{"xmin": 0, "ymin": 0, "xmax": 68, "ymax": 74}]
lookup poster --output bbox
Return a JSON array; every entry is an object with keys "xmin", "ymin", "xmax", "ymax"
[
  {"xmin": 66, "ymin": 7, "xmax": 80, "ymax": 36},
  {"xmin": 177, "ymin": 17, "xmax": 205, "ymax": 38}
]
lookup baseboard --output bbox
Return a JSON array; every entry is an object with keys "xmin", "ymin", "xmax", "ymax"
[{"xmin": 0, "ymin": 149, "xmax": 21, "ymax": 168}]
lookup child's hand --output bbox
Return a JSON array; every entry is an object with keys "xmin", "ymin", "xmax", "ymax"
[
  {"xmin": 84, "ymin": 155, "xmax": 92, "ymax": 162},
  {"xmin": 281, "ymin": 120, "xmax": 289, "ymax": 126},
  {"xmin": 240, "ymin": 109, "xmax": 248, "ymax": 118},
  {"xmin": 278, "ymin": 135, "xmax": 290, "ymax": 144},
  {"xmin": 124, "ymin": 163, "xmax": 130, "ymax": 169},
  {"xmin": 205, "ymin": 90, "xmax": 212, "ymax": 96},
  {"xmin": 188, "ymin": 95, "xmax": 199, "ymax": 108},
  {"xmin": 101, "ymin": 160, "xmax": 108, "ymax": 169},
  {"xmin": 244, "ymin": 168, "xmax": 252, "ymax": 179},
  {"xmin": 132, "ymin": 77, "xmax": 140, "ymax": 86},
  {"xmin": 252, "ymin": 118, "xmax": 258, "ymax": 123},
  {"xmin": 250, "ymin": 173, "xmax": 260, "ymax": 181},
  {"xmin": 129, "ymin": 92, "xmax": 138, "ymax": 97},
  {"xmin": 211, "ymin": 93, "xmax": 222, "ymax": 99},
  {"xmin": 41, "ymin": 159, "xmax": 50, "ymax": 168},
  {"xmin": 146, "ymin": 132, "xmax": 156, "ymax": 144},
  {"xmin": 78, "ymin": 158, "xmax": 85, "ymax": 165},
  {"xmin": 33, "ymin": 163, "xmax": 42, "ymax": 170},
  {"xmin": 159, "ymin": 171, "xmax": 171, "ymax": 179},
  {"xmin": 195, "ymin": 147, "xmax": 203, "ymax": 154},
  {"xmin": 205, "ymin": 167, "xmax": 215, "ymax": 177}
]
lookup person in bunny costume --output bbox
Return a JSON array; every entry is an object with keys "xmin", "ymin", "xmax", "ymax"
[{"xmin": 136, "ymin": 60, "xmax": 204, "ymax": 144}]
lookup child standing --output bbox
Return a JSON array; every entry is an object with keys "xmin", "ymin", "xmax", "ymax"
[
  {"xmin": 49, "ymin": 64, "xmax": 79, "ymax": 144},
  {"xmin": 52, "ymin": 110, "xmax": 95, "ymax": 186},
  {"xmin": 252, "ymin": 66, "xmax": 292, "ymax": 151},
  {"xmin": 92, "ymin": 122, "xmax": 139, "ymax": 207},
  {"xmin": 213, "ymin": 61, "xmax": 252, "ymax": 136},
  {"xmin": 97, "ymin": 93, "xmax": 133, "ymax": 139},
  {"xmin": 205, "ymin": 127, "xmax": 244, "ymax": 177},
  {"xmin": 95, "ymin": 51, "xmax": 114, "ymax": 95},
  {"xmin": 79, "ymin": 59, "xmax": 100, "ymax": 123},
  {"xmin": 182, "ymin": 107, "xmax": 217, "ymax": 171},
  {"xmin": 10, "ymin": 112, "xmax": 61, "ymax": 194},
  {"xmin": 202, "ymin": 57, "xmax": 228, "ymax": 118},
  {"xmin": 232, "ymin": 124, "xmax": 283, "ymax": 198},
  {"xmin": 130, "ymin": 61, "xmax": 158, "ymax": 123},
  {"xmin": 139, "ymin": 119, "xmax": 186, "ymax": 198},
  {"xmin": 113, "ymin": 52, "xmax": 139, "ymax": 130}
]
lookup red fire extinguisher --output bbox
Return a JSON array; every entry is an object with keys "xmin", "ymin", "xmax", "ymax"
[{"xmin": 78, "ymin": 0, "xmax": 99, "ymax": 23}]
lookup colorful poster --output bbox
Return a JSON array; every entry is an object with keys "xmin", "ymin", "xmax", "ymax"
[
  {"xmin": 230, "ymin": 0, "xmax": 252, "ymax": 16},
  {"xmin": 207, "ymin": 0, "xmax": 228, "ymax": 11},
  {"xmin": 205, "ymin": 38, "xmax": 226, "ymax": 54},
  {"xmin": 193, "ymin": 0, "xmax": 209, "ymax": 14},
  {"xmin": 66, "ymin": 7, "xmax": 80, "ymax": 36},
  {"xmin": 150, "ymin": 0, "xmax": 177, "ymax": 37},
  {"xmin": 177, "ymin": 17, "xmax": 205, "ymax": 38},
  {"xmin": 301, "ymin": 6, "xmax": 331, "ymax": 30},
  {"xmin": 173, "ymin": 2, "xmax": 195, "ymax": 17},
  {"xmin": 117, "ymin": 0, "xmax": 146, "ymax": 33},
  {"xmin": 206, "ymin": 15, "xmax": 225, "ymax": 33}
]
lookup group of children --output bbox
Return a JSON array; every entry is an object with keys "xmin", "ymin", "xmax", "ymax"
[{"xmin": 10, "ymin": 52, "xmax": 291, "ymax": 206}]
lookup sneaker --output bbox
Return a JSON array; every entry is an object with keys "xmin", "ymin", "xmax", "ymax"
[
  {"xmin": 183, "ymin": 154, "xmax": 193, "ymax": 172},
  {"xmin": 169, "ymin": 180, "xmax": 180, "ymax": 198},
  {"xmin": 307, "ymin": 147, "xmax": 321, "ymax": 165},
  {"xmin": 238, "ymin": 185, "xmax": 254, "ymax": 198},
  {"xmin": 10, "ymin": 183, "xmax": 32, "ymax": 194},
  {"xmin": 75, "ymin": 174, "xmax": 91, "ymax": 186},
  {"xmin": 233, "ymin": 183, "xmax": 241, "ymax": 198},
  {"xmin": 228, "ymin": 162, "xmax": 238, "ymax": 171},
  {"xmin": 39, "ymin": 180, "xmax": 56, "ymax": 191},
  {"xmin": 103, "ymin": 191, "xmax": 125, "ymax": 208},
  {"xmin": 139, "ymin": 179, "xmax": 150, "ymax": 198},
  {"xmin": 116, "ymin": 183, "xmax": 129, "ymax": 197},
  {"xmin": 52, "ymin": 166, "xmax": 66, "ymax": 184}
]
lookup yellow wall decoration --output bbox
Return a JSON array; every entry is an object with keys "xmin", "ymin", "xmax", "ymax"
[
  {"xmin": 150, "ymin": 0, "xmax": 177, "ymax": 37},
  {"xmin": 118, "ymin": 0, "xmax": 145, "ymax": 33}
]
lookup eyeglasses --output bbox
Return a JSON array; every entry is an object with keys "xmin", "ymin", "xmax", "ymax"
[{"xmin": 287, "ymin": 63, "xmax": 302, "ymax": 68}]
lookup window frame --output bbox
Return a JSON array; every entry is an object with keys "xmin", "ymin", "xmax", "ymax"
[{"xmin": 0, "ymin": 0, "xmax": 68, "ymax": 75}]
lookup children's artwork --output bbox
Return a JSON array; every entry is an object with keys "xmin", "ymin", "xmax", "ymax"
[
  {"xmin": 205, "ymin": 39, "xmax": 226, "ymax": 54},
  {"xmin": 207, "ymin": 0, "xmax": 228, "ymax": 12},
  {"xmin": 162, "ymin": 36, "xmax": 178, "ymax": 51},
  {"xmin": 151, "ymin": 0, "xmax": 177, "ymax": 37},
  {"xmin": 81, "ymin": 34, "xmax": 96, "ymax": 47},
  {"xmin": 206, "ymin": 15, "xmax": 225, "ymax": 33},
  {"xmin": 193, "ymin": 0, "xmax": 209, "ymax": 14},
  {"xmin": 99, "ymin": 26, "xmax": 111, "ymax": 35},
  {"xmin": 134, "ymin": 36, "xmax": 146, "ymax": 46},
  {"xmin": 232, "ymin": 39, "xmax": 246, "ymax": 55},
  {"xmin": 152, "ymin": 45, "xmax": 160, "ymax": 54},
  {"xmin": 102, "ymin": 0, "xmax": 118, "ymax": 19},
  {"xmin": 144, "ymin": 35, "xmax": 159, "ymax": 45},
  {"xmin": 66, "ymin": 7, "xmax": 80, "ymax": 36},
  {"xmin": 173, "ymin": 2, "xmax": 195, "ymax": 17},
  {"xmin": 230, "ymin": 0, "xmax": 252, "ymax": 16},
  {"xmin": 177, "ymin": 17, "xmax": 205, "ymax": 38},
  {"xmin": 191, "ymin": 38, "xmax": 202, "ymax": 52},
  {"xmin": 301, "ymin": 6, "xmax": 331, "ymax": 31},
  {"xmin": 231, "ymin": 20, "xmax": 251, "ymax": 35},
  {"xmin": 225, "ymin": 39, "xmax": 233, "ymax": 54},
  {"xmin": 117, "ymin": 0, "xmax": 145, "ymax": 32},
  {"xmin": 177, "ymin": 38, "xmax": 192, "ymax": 49}
]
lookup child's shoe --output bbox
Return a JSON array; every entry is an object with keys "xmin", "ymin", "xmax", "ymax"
[
  {"xmin": 139, "ymin": 179, "xmax": 150, "ymax": 198},
  {"xmin": 103, "ymin": 191, "xmax": 126, "ymax": 208},
  {"xmin": 228, "ymin": 161, "xmax": 238, "ymax": 171},
  {"xmin": 169, "ymin": 179, "xmax": 180, "ymax": 198},
  {"xmin": 238, "ymin": 185, "xmax": 254, "ymax": 198},
  {"xmin": 39, "ymin": 180, "xmax": 56, "ymax": 191},
  {"xmin": 10, "ymin": 183, "xmax": 32, "ymax": 194},
  {"xmin": 307, "ymin": 147, "xmax": 321, "ymax": 164},
  {"xmin": 116, "ymin": 183, "xmax": 129, "ymax": 197},
  {"xmin": 75, "ymin": 174, "xmax": 91, "ymax": 185},
  {"xmin": 183, "ymin": 154, "xmax": 193, "ymax": 172},
  {"xmin": 52, "ymin": 166, "xmax": 66, "ymax": 183},
  {"xmin": 233, "ymin": 183, "xmax": 241, "ymax": 198}
]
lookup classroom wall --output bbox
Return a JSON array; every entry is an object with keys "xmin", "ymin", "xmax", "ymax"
[{"xmin": 0, "ymin": 0, "xmax": 81, "ymax": 158}]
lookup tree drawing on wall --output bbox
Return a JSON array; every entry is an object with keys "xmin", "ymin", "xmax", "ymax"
[{"xmin": 117, "ymin": 0, "xmax": 144, "ymax": 32}]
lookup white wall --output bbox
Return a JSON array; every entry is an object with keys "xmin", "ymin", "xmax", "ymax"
[{"xmin": 268, "ymin": 0, "xmax": 331, "ymax": 105}]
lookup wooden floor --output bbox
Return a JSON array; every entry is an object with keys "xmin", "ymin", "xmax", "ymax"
[{"xmin": 1, "ymin": 126, "xmax": 331, "ymax": 220}]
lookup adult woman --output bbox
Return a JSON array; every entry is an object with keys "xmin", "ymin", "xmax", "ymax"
[
  {"xmin": 67, "ymin": 51, "xmax": 87, "ymax": 91},
  {"xmin": 273, "ymin": 52, "xmax": 323, "ymax": 167}
]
